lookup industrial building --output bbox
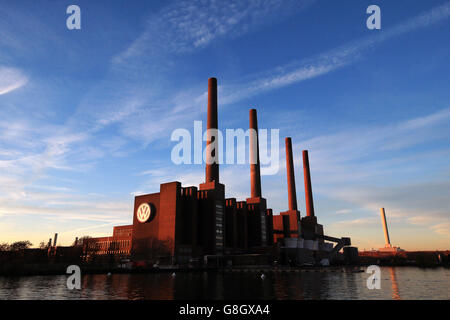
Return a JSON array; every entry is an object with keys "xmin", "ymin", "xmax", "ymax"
[
  {"xmin": 83, "ymin": 225, "xmax": 133, "ymax": 257},
  {"xmin": 83, "ymin": 77, "xmax": 354, "ymax": 266}
]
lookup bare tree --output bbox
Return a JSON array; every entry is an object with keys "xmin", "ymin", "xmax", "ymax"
[
  {"xmin": 9, "ymin": 241, "xmax": 33, "ymax": 251},
  {"xmin": 39, "ymin": 241, "xmax": 47, "ymax": 249},
  {"xmin": 73, "ymin": 236, "xmax": 91, "ymax": 246}
]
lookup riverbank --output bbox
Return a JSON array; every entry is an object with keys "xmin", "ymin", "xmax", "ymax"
[
  {"xmin": 1, "ymin": 250, "xmax": 448, "ymax": 277},
  {"xmin": 358, "ymin": 250, "xmax": 450, "ymax": 268}
]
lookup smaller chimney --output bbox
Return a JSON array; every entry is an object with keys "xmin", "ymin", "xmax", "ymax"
[
  {"xmin": 380, "ymin": 208, "xmax": 391, "ymax": 247},
  {"xmin": 53, "ymin": 233, "xmax": 58, "ymax": 247},
  {"xmin": 48, "ymin": 238, "xmax": 52, "ymax": 247},
  {"xmin": 302, "ymin": 150, "xmax": 315, "ymax": 217},
  {"xmin": 285, "ymin": 137, "xmax": 298, "ymax": 211}
]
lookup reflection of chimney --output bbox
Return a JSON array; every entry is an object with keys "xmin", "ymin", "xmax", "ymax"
[
  {"xmin": 205, "ymin": 77, "xmax": 219, "ymax": 183},
  {"xmin": 302, "ymin": 150, "xmax": 315, "ymax": 217},
  {"xmin": 53, "ymin": 233, "xmax": 58, "ymax": 247},
  {"xmin": 380, "ymin": 208, "xmax": 391, "ymax": 247},
  {"xmin": 388, "ymin": 267, "xmax": 401, "ymax": 300},
  {"xmin": 249, "ymin": 109, "xmax": 262, "ymax": 198},
  {"xmin": 285, "ymin": 137, "xmax": 298, "ymax": 211}
]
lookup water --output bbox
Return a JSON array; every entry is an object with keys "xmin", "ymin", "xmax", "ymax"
[{"xmin": 0, "ymin": 267, "xmax": 448, "ymax": 300}]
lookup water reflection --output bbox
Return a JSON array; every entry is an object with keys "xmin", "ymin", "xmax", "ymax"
[
  {"xmin": 388, "ymin": 267, "xmax": 401, "ymax": 300},
  {"xmin": 0, "ymin": 267, "xmax": 447, "ymax": 300}
]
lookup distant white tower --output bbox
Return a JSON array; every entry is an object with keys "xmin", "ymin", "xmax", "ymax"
[
  {"xmin": 380, "ymin": 208, "xmax": 391, "ymax": 247},
  {"xmin": 378, "ymin": 208, "xmax": 403, "ymax": 252}
]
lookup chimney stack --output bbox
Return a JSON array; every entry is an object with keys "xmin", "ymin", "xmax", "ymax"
[
  {"xmin": 249, "ymin": 109, "xmax": 262, "ymax": 198},
  {"xmin": 285, "ymin": 138, "xmax": 298, "ymax": 211},
  {"xmin": 302, "ymin": 150, "xmax": 315, "ymax": 217},
  {"xmin": 205, "ymin": 77, "xmax": 219, "ymax": 183},
  {"xmin": 380, "ymin": 208, "xmax": 391, "ymax": 247},
  {"xmin": 53, "ymin": 233, "xmax": 58, "ymax": 247}
]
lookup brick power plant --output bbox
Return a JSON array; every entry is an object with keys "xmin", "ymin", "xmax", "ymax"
[{"xmin": 83, "ymin": 78, "xmax": 355, "ymax": 266}]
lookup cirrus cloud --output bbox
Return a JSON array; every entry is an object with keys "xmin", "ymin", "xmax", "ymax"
[{"xmin": 0, "ymin": 66, "xmax": 28, "ymax": 95}]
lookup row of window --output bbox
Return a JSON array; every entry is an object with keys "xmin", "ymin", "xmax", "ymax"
[
  {"xmin": 88, "ymin": 249, "xmax": 130, "ymax": 255},
  {"xmin": 261, "ymin": 212, "xmax": 267, "ymax": 242},
  {"xmin": 86, "ymin": 239, "xmax": 131, "ymax": 250},
  {"xmin": 215, "ymin": 203, "xmax": 224, "ymax": 249}
]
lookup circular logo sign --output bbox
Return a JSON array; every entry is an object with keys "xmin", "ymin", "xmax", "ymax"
[{"xmin": 137, "ymin": 203, "xmax": 153, "ymax": 223}]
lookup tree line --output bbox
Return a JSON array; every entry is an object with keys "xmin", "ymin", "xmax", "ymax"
[
  {"xmin": 0, "ymin": 241, "xmax": 33, "ymax": 251},
  {"xmin": 0, "ymin": 236, "xmax": 92, "ymax": 252}
]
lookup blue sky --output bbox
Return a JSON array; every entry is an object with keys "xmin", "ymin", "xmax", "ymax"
[{"xmin": 0, "ymin": 0, "xmax": 449, "ymax": 250}]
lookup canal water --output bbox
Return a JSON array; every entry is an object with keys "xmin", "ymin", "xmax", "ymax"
[{"xmin": 0, "ymin": 267, "xmax": 448, "ymax": 300}]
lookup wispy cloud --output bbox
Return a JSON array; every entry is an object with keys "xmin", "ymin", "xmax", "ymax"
[
  {"xmin": 0, "ymin": 117, "xmax": 97, "ymax": 218},
  {"xmin": 334, "ymin": 209, "xmax": 352, "ymax": 215},
  {"xmin": 114, "ymin": 0, "xmax": 314, "ymax": 64},
  {"xmin": 87, "ymin": 2, "xmax": 450, "ymax": 147},
  {"xmin": 0, "ymin": 66, "xmax": 28, "ymax": 95},
  {"xmin": 400, "ymin": 107, "xmax": 450, "ymax": 131},
  {"xmin": 333, "ymin": 216, "xmax": 379, "ymax": 228},
  {"xmin": 94, "ymin": 0, "xmax": 315, "ymax": 145},
  {"xmin": 431, "ymin": 223, "xmax": 450, "ymax": 236},
  {"xmin": 220, "ymin": 2, "xmax": 450, "ymax": 103},
  {"xmin": 61, "ymin": 222, "xmax": 123, "ymax": 237},
  {"xmin": 408, "ymin": 214, "xmax": 450, "ymax": 237},
  {"xmin": 103, "ymin": 1, "xmax": 450, "ymax": 143}
]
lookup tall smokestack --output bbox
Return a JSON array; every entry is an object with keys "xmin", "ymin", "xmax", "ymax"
[
  {"xmin": 285, "ymin": 137, "xmax": 298, "ymax": 211},
  {"xmin": 302, "ymin": 150, "xmax": 315, "ymax": 217},
  {"xmin": 205, "ymin": 77, "xmax": 219, "ymax": 183},
  {"xmin": 53, "ymin": 233, "xmax": 58, "ymax": 247},
  {"xmin": 380, "ymin": 208, "xmax": 391, "ymax": 247},
  {"xmin": 249, "ymin": 109, "xmax": 262, "ymax": 198}
]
